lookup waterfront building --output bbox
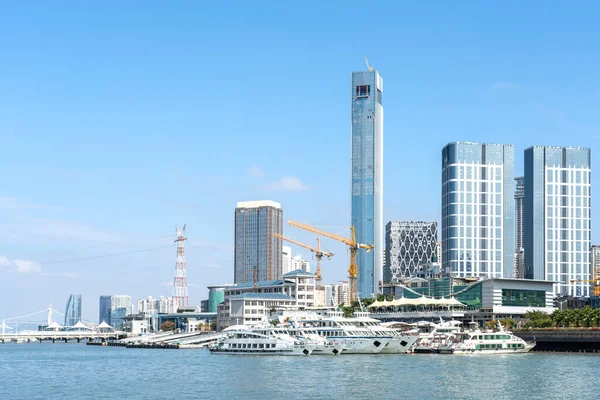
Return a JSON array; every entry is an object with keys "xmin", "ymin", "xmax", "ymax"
[
  {"xmin": 524, "ymin": 146, "xmax": 591, "ymax": 296},
  {"xmin": 207, "ymin": 284, "xmax": 233, "ymax": 313},
  {"xmin": 591, "ymin": 246, "xmax": 600, "ymax": 296},
  {"xmin": 98, "ymin": 295, "xmax": 132, "ymax": 328},
  {"xmin": 514, "ymin": 177, "xmax": 525, "ymax": 279},
  {"xmin": 384, "ymin": 221, "xmax": 438, "ymax": 282},
  {"xmin": 216, "ymin": 269, "xmax": 316, "ymax": 330},
  {"xmin": 351, "ymin": 66, "xmax": 384, "ymax": 298},
  {"xmin": 375, "ymin": 277, "xmax": 555, "ymax": 326},
  {"xmin": 234, "ymin": 200, "xmax": 283, "ymax": 283},
  {"xmin": 441, "ymin": 142, "xmax": 515, "ymax": 279},
  {"xmin": 282, "ymin": 245, "xmax": 292, "ymax": 275},
  {"xmin": 137, "ymin": 296, "xmax": 177, "ymax": 314},
  {"xmin": 64, "ymin": 294, "xmax": 82, "ymax": 327}
]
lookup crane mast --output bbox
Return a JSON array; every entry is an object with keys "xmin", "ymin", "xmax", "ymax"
[
  {"xmin": 274, "ymin": 233, "xmax": 333, "ymax": 285},
  {"xmin": 288, "ymin": 220, "xmax": 373, "ymax": 301}
]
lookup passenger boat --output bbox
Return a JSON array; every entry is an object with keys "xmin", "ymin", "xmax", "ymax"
[
  {"xmin": 451, "ymin": 322, "xmax": 535, "ymax": 354},
  {"xmin": 208, "ymin": 325, "xmax": 314, "ymax": 356},
  {"xmin": 413, "ymin": 319, "xmax": 463, "ymax": 354},
  {"xmin": 308, "ymin": 311, "xmax": 416, "ymax": 354},
  {"xmin": 351, "ymin": 312, "xmax": 419, "ymax": 354},
  {"xmin": 289, "ymin": 326, "xmax": 345, "ymax": 355}
]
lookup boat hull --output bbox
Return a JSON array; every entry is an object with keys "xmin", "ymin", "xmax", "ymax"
[
  {"xmin": 330, "ymin": 337, "xmax": 392, "ymax": 354},
  {"xmin": 379, "ymin": 336, "xmax": 419, "ymax": 354}
]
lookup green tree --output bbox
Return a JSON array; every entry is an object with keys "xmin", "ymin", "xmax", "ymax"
[
  {"xmin": 484, "ymin": 319, "xmax": 498, "ymax": 330},
  {"xmin": 210, "ymin": 318, "xmax": 217, "ymax": 331},
  {"xmin": 160, "ymin": 321, "xmax": 176, "ymax": 331},
  {"xmin": 500, "ymin": 318, "xmax": 515, "ymax": 329}
]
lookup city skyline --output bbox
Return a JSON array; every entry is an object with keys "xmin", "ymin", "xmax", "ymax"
[{"xmin": 2, "ymin": 2, "xmax": 600, "ymax": 320}]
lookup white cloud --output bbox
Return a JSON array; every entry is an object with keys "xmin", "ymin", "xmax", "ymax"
[
  {"xmin": 491, "ymin": 81, "xmax": 517, "ymax": 90},
  {"xmin": 0, "ymin": 196, "xmax": 48, "ymax": 209},
  {"xmin": 263, "ymin": 176, "xmax": 309, "ymax": 192},
  {"xmin": 247, "ymin": 166, "xmax": 265, "ymax": 177},
  {"xmin": 41, "ymin": 272, "xmax": 79, "ymax": 279},
  {"xmin": 0, "ymin": 218, "xmax": 123, "ymax": 243},
  {"xmin": 0, "ymin": 256, "xmax": 41, "ymax": 274}
]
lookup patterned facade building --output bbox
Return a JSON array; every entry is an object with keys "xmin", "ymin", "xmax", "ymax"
[{"xmin": 384, "ymin": 221, "xmax": 438, "ymax": 282}]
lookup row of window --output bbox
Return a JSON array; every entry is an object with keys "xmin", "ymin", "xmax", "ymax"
[
  {"xmin": 547, "ymin": 185, "xmax": 589, "ymax": 195},
  {"xmin": 546, "ymin": 168, "xmax": 590, "ymax": 183},
  {"xmin": 475, "ymin": 343, "xmax": 524, "ymax": 349},
  {"xmin": 230, "ymin": 343, "xmax": 275, "ymax": 349}
]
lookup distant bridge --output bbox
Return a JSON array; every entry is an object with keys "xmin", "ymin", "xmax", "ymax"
[{"xmin": 1, "ymin": 331, "xmax": 123, "ymax": 343}]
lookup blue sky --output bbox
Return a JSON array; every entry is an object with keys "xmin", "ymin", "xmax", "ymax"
[{"xmin": 1, "ymin": 1, "xmax": 599, "ymax": 322}]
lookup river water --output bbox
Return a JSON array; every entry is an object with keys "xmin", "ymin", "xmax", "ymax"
[{"xmin": 1, "ymin": 343, "xmax": 596, "ymax": 399}]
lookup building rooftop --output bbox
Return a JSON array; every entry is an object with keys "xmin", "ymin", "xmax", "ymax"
[
  {"xmin": 282, "ymin": 269, "xmax": 316, "ymax": 278},
  {"xmin": 525, "ymin": 145, "xmax": 590, "ymax": 151},
  {"xmin": 236, "ymin": 200, "xmax": 281, "ymax": 209},
  {"xmin": 229, "ymin": 293, "xmax": 296, "ymax": 301},
  {"xmin": 229, "ymin": 280, "xmax": 284, "ymax": 289},
  {"xmin": 445, "ymin": 141, "xmax": 514, "ymax": 147}
]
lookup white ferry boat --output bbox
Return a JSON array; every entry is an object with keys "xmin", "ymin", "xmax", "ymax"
[
  {"xmin": 413, "ymin": 320, "xmax": 463, "ymax": 354},
  {"xmin": 308, "ymin": 311, "xmax": 416, "ymax": 354},
  {"xmin": 351, "ymin": 312, "xmax": 419, "ymax": 354},
  {"xmin": 209, "ymin": 325, "xmax": 314, "ymax": 356},
  {"xmin": 289, "ymin": 326, "xmax": 345, "ymax": 355},
  {"xmin": 451, "ymin": 322, "xmax": 535, "ymax": 354}
]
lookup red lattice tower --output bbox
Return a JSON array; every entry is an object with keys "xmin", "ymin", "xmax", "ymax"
[{"xmin": 173, "ymin": 224, "xmax": 188, "ymax": 307}]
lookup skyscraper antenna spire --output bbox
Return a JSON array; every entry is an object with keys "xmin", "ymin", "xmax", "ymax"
[{"xmin": 173, "ymin": 224, "xmax": 188, "ymax": 308}]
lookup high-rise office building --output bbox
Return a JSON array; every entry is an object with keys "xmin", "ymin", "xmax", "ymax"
[
  {"xmin": 514, "ymin": 176, "xmax": 525, "ymax": 279},
  {"xmin": 384, "ymin": 221, "xmax": 438, "ymax": 282},
  {"xmin": 64, "ymin": 294, "xmax": 82, "ymax": 327},
  {"xmin": 441, "ymin": 142, "xmax": 515, "ymax": 278},
  {"xmin": 99, "ymin": 295, "xmax": 132, "ymax": 327},
  {"xmin": 282, "ymin": 245, "xmax": 292, "ymax": 275},
  {"xmin": 234, "ymin": 200, "xmax": 283, "ymax": 283},
  {"xmin": 524, "ymin": 146, "xmax": 591, "ymax": 296},
  {"xmin": 351, "ymin": 66, "xmax": 384, "ymax": 298}
]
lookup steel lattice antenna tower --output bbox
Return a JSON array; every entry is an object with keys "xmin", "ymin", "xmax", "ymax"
[{"xmin": 173, "ymin": 224, "xmax": 188, "ymax": 308}]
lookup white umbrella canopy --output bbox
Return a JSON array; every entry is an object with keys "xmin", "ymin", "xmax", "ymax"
[
  {"xmin": 72, "ymin": 321, "xmax": 91, "ymax": 330},
  {"xmin": 97, "ymin": 321, "xmax": 114, "ymax": 330}
]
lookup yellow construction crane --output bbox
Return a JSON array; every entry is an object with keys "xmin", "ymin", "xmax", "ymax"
[
  {"xmin": 288, "ymin": 220, "xmax": 373, "ymax": 302},
  {"xmin": 274, "ymin": 233, "xmax": 333, "ymax": 285}
]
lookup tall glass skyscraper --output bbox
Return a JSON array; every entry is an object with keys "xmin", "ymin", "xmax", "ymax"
[
  {"xmin": 441, "ymin": 142, "xmax": 515, "ymax": 278},
  {"xmin": 234, "ymin": 200, "xmax": 283, "ymax": 283},
  {"xmin": 98, "ymin": 295, "xmax": 132, "ymax": 326},
  {"xmin": 524, "ymin": 146, "xmax": 591, "ymax": 296},
  {"xmin": 351, "ymin": 68, "xmax": 383, "ymax": 298},
  {"xmin": 64, "ymin": 294, "xmax": 82, "ymax": 326}
]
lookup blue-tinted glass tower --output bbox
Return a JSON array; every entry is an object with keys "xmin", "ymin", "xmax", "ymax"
[
  {"xmin": 351, "ymin": 68, "xmax": 383, "ymax": 298},
  {"xmin": 64, "ymin": 294, "xmax": 82, "ymax": 326},
  {"xmin": 441, "ymin": 142, "xmax": 515, "ymax": 278},
  {"xmin": 524, "ymin": 146, "xmax": 591, "ymax": 296}
]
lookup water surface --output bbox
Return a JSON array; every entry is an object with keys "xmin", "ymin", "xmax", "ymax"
[{"xmin": 0, "ymin": 343, "xmax": 595, "ymax": 399}]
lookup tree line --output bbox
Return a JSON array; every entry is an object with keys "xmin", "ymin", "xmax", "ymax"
[{"xmin": 522, "ymin": 307, "xmax": 600, "ymax": 329}]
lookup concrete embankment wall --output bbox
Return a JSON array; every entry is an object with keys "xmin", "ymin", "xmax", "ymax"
[{"xmin": 514, "ymin": 330, "xmax": 600, "ymax": 352}]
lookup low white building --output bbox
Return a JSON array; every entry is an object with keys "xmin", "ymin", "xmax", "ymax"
[
  {"xmin": 225, "ymin": 293, "xmax": 297, "ymax": 327},
  {"xmin": 216, "ymin": 269, "xmax": 317, "ymax": 330},
  {"xmin": 123, "ymin": 315, "xmax": 149, "ymax": 335}
]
